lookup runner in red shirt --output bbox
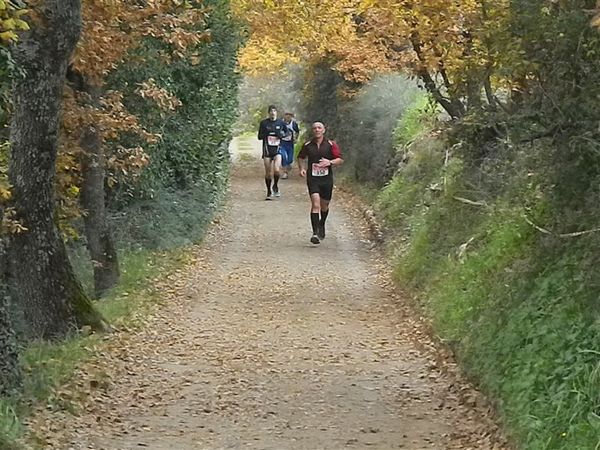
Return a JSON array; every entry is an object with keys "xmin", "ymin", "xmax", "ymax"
[{"xmin": 297, "ymin": 122, "xmax": 343, "ymax": 244}]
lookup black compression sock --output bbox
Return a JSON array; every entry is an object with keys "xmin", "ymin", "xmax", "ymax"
[
  {"xmin": 265, "ymin": 177, "xmax": 272, "ymax": 193},
  {"xmin": 273, "ymin": 174, "xmax": 280, "ymax": 190},
  {"xmin": 311, "ymin": 213, "xmax": 320, "ymax": 235},
  {"xmin": 320, "ymin": 209, "xmax": 329, "ymax": 225}
]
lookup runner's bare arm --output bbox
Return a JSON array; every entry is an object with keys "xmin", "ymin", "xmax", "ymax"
[
  {"xmin": 297, "ymin": 156, "xmax": 307, "ymax": 177},
  {"xmin": 297, "ymin": 143, "xmax": 308, "ymax": 177}
]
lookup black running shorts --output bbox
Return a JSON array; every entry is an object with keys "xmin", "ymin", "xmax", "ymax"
[
  {"xmin": 307, "ymin": 177, "xmax": 333, "ymax": 201},
  {"xmin": 262, "ymin": 145, "xmax": 280, "ymax": 160}
]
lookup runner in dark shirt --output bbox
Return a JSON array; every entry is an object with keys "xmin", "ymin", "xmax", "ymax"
[
  {"xmin": 297, "ymin": 122, "xmax": 343, "ymax": 244},
  {"xmin": 257, "ymin": 105, "xmax": 287, "ymax": 200}
]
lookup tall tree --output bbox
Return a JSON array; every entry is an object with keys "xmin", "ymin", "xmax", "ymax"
[
  {"xmin": 8, "ymin": 0, "xmax": 108, "ymax": 338},
  {"xmin": 61, "ymin": 0, "xmax": 205, "ymax": 296}
]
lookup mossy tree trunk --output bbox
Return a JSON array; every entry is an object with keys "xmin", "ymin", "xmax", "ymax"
[{"xmin": 7, "ymin": 0, "xmax": 108, "ymax": 339}]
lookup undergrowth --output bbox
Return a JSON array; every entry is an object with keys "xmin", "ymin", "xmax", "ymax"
[{"xmin": 373, "ymin": 97, "xmax": 600, "ymax": 450}]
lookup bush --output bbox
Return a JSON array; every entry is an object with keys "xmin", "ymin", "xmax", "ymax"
[{"xmin": 107, "ymin": 0, "xmax": 241, "ymax": 198}]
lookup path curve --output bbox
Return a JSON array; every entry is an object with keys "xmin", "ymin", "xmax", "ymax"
[{"xmin": 27, "ymin": 136, "xmax": 507, "ymax": 450}]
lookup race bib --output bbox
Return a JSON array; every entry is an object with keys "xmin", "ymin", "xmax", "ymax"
[
  {"xmin": 267, "ymin": 136, "xmax": 281, "ymax": 146},
  {"xmin": 311, "ymin": 163, "xmax": 328, "ymax": 177}
]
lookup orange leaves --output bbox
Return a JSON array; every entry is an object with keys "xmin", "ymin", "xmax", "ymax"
[
  {"xmin": 137, "ymin": 79, "xmax": 183, "ymax": 112},
  {"xmin": 58, "ymin": 88, "xmax": 154, "ymax": 235},
  {"xmin": 73, "ymin": 1, "xmax": 210, "ymax": 81},
  {"xmin": 106, "ymin": 146, "xmax": 150, "ymax": 188},
  {"xmin": 63, "ymin": 89, "xmax": 156, "ymax": 145}
]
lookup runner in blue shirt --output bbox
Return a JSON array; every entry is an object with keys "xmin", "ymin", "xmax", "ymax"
[{"xmin": 280, "ymin": 112, "xmax": 300, "ymax": 179}]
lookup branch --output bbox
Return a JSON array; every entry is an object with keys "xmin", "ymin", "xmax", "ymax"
[
  {"xmin": 452, "ymin": 196, "xmax": 488, "ymax": 207},
  {"xmin": 524, "ymin": 215, "xmax": 600, "ymax": 238}
]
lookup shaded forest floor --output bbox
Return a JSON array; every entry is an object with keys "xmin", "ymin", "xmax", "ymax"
[{"xmin": 24, "ymin": 137, "xmax": 508, "ymax": 449}]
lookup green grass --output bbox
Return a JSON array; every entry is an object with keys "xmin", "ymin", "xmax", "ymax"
[
  {"xmin": 377, "ymin": 150, "xmax": 600, "ymax": 449},
  {"xmin": 0, "ymin": 400, "xmax": 19, "ymax": 449},
  {"xmin": 392, "ymin": 94, "xmax": 436, "ymax": 146}
]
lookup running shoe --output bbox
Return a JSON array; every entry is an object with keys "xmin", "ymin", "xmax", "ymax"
[
  {"xmin": 317, "ymin": 224, "xmax": 326, "ymax": 240},
  {"xmin": 274, "ymin": 189, "xmax": 281, "ymax": 198},
  {"xmin": 282, "ymin": 172, "xmax": 288, "ymax": 179},
  {"xmin": 310, "ymin": 235, "xmax": 320, "ymax": 245},
  {"xmin": 265, "ymin": 191, "xmax": 273, "ymax": 200}
]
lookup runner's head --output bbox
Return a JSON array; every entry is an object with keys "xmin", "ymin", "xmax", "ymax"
[
  {"xmin": 312, "ymin": 122, "xmax": 325, "ymax": 139},
  {"xmin": 267, "ymin": 105, "xmax": 278, "ymax": 120},
  {"xmin": 284, "ymin": 112, "xmax": 294, "ymax": 123}
]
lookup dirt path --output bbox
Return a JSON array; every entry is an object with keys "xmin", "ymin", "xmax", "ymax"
[{"xmin": 27, "ymin": 136, "xmax": 507, "ymax": 450}]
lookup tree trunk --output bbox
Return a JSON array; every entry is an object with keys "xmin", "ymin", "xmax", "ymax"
[
  {"xmin": 7, "ymin": 0, "xmax": 108, "ymax": 339},
  {"xmin": 65, "ymin": 70, "xmax": 120, "ymax": 298},
  {"xmin": 410, "ymin": 34, "xmax": 465, "ymax": 119},
  {"xmin": 0, "ymin": 237, "xmax": 20, "ymax": 395},
  {"xmin": 80, "ymin": 122, "xmax": 120, "ymax": 298},
  {"xmin": 0, "ymin": 295, "xmax": 20, "ymax": 395}
]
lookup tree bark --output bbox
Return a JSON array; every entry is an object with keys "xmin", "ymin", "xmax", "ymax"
[
  {"xmin": 80, "ymin": 122, "xmax": 120, "ymax": 298},
  {"xmin": 7, "ymin": 0, "xmax": 108, "ymax": 339},
  {"xmin": 0, "ymin": 236, "xmax": 20, "ymax": 395}
]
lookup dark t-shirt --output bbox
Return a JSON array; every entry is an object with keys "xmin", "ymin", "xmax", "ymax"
[
  {"xmin": 298, "ymin": 139, "xmax": 342, "ymax": 181},
  {"xmin": 258, "ymin": 118, "xmax": 287, "ymax": 156}
]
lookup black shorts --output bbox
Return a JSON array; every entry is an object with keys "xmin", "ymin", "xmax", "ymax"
[
  {"xmin": 307, "ymin": 177, "xmax": 334, "ymax": 201},
  {"xmin": 262, "ymin": 145, "xmax": 280, "ymax": 160}
]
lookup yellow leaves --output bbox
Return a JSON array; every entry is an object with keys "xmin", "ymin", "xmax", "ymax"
[
  {"xmin": 2, "ymin": 17, "xmax": 29, "ymax": 31},
  {"xmin": 67, "ymin": 185, "xmax": 80, "ymax": 197},
  {"xmin": 0, "ymin": 0, "xmax": 27, "ymax": 45},
  {"xmin": 2, "ymin": 208, "xmax": 27, "ymax": 235},
  {"xmin": 238, "ymin": 36, "xmax": 298, "ymax": 75},
  {"xmin": 0, "ymin": 30, "xmax": 16, "ymax": 42},
  {"xmin": 234, "ymin": 0, "xmax": 389, "ymax": 80},
  {"xmin": 358, "ymin": 0, "xmax": 377, "ymax": 13}
]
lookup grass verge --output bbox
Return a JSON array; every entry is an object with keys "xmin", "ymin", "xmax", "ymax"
[{"xmin": 0, "ymin": 247, "xmax": 195, "ymax": 449}]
